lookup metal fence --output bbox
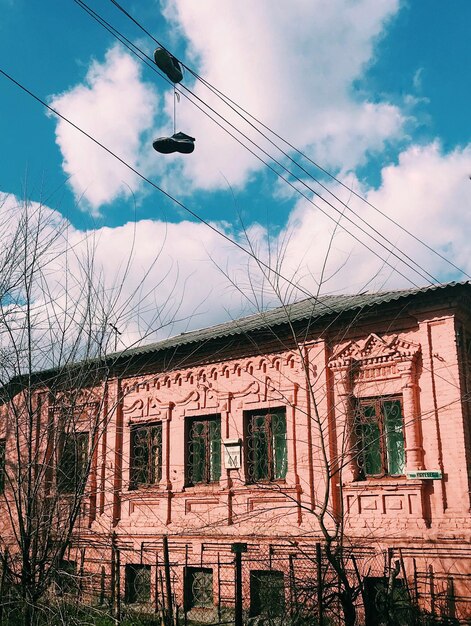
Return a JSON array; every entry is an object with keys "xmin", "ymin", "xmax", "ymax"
[{"xmin": 2, "ymin": 536, "xmax": 471, "ymax": 625}]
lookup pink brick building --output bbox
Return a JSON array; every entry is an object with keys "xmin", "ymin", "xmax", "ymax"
[{"xmin": 2, "ymin": 281, "xmax": 471, "ymax": 623}]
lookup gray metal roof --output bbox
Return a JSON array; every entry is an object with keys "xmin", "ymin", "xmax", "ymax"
[
  {"xmin": 115, "ymin": 281, "xmax": 469, "ymax": 360},
  {"xmin": 2, "ymin": 281, "xmax": 468, "ymax": 395}
]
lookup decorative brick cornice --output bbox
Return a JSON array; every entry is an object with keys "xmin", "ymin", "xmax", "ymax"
[
  {"xmin": 122, "ymin": 350, "xmax": 302, "ymax": 418},
  {"xmin": 329, "ymin": 333, "xmax": 421, "ymax": 370}
]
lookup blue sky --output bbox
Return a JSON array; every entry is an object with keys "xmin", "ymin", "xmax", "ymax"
[{"xmin": 0, "ymin": 0, "xmax": 470, "ymax": 346}]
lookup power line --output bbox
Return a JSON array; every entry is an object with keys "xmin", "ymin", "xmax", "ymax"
[
  {"xmin": 73, "ymin": 0, "xmax": 440, "ymax": 288},
  {"xmin": 105, "ymin": 0, "xmax": 470, "ymax": 283},
  {"xmin": 188, "ymin": 67, "xmax": 471, "ymax": 282},
  {"xmin": 83, "ymin": 1, "xmax": 442, "ymax": 284},
  {"xmin": 0, "ymin": 65, "xmax": 348, "ymax": 311},
  {"xmin": 8, "ymin": 61, "xmax": 462, "ymax": 390}
]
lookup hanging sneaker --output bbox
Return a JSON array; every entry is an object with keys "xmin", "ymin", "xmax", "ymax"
[
  {"xmin": 153, "ymin": 48, "xmax": 183, "ymax": 83},
  {"xmin": 153, "ymin": 132, "xmax": 195, "ymax": 154}
]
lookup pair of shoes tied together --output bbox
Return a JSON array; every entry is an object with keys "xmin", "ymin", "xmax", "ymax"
[
  {"xmin": 153, "ymin": 48, "xmax": 195, "ymax": 154},
  {"xmin": 154, "ymin": 47, "xmax": 183, "ymax": 83},
  {"xmin": 153, "ymin": 132, "xmax": 195, "ymax": 154}
]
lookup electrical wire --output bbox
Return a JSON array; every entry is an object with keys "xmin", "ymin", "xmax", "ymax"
[
  {"xmin": 5, "ymin": 62, "xmax": 459, "ymax": 398},
  {"xmin": 2, "ymin": 4, "xmax": 463, "ymax": 303},
  {"xmin": 0, "ymin": 65, "xmax": 355, "ymax": 312},
  {"xmin": 187, "ymin": 66, "xmax": 471, "ymax": 282},
  {"xmin": 64, "ymin": 0, "xmax": 467, "ymax": 404},
  {"xmin": 105, "ymin": 0, "xmax": 470, "ymax": 282},
  {"xmin": 72, "ymin": 0, "xmax": 437, "ymax": 288},
  {"xmin": 75, "ymin": 0, "xmax": 446, "ymax": 288}
]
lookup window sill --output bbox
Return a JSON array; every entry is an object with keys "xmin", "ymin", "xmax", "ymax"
[
  {"xmin": 344, "ymin": 477, "xmax": 423, "ymax": 490},
  {"xmin": 183, "ymin": 482, "xmax": 222, "ymax": 494},
  {"xmin": 246, "ymin": 479, "xmax": 288, "ymax": 486},
  {"xmin": 126, "ymin": 484, "xmax": 163, "ymax": 494},
  {"xmin": 57, "ymin": 490, "xmax": 86, "ymax": 498}
]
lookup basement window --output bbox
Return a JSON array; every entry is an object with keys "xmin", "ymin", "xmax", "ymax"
[
  {"xmin": 250, "ymin": 570, "xmax": 285, "ymax": 617},
  {"xmin": 185, "ymin": 567, "xmax": 213, "ymax": 609},
  {"xmin": 125, "ymin": 564, "xmax": 151, "ymax": 604},
  {"xmin": 363, "ymin": 576, "xmax": 409, "ymax": 626},
  {"xmin": 56, "ymin": 560, "xmax": 78, "ymax": 594}
]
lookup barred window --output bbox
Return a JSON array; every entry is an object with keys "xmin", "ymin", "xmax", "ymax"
[
  {"xmin": 363, "ymin": 576, "xmax": 409, "ymax": 626},
  {"xmin": 57, "ymin": 431, "xmax": 89, "ymax": 494},
  {"xmin": 250, "ymin": 570, "xmax": 285, "ymax": 617},
  {"xmin": 245, "ymin": 409, "xmax": 287, "ymax": 483},
  {"xmin": 125, "ymin": 564, "xmax": 151, "ymax": 604},
  {"xmin": 184, "ymin": 567, "xmax": 213, "ymax": 610},
  {"xmin": 130, "ymin": 423, "xmax": 162, "ymax": 489},
  {"xmin": 354, "ymin": 397, "xmax": 405, "ymax": 478},
  {"xmin": 0, "ymin": 439, "xmax": 5, "ymax": 494},
  {"xmin": 186, "ymin": 416, "xmax": 221, "ymax": 486},
  {"xmin": 55, "ymin": 560, "xmax": 78, "ymax": 594}
]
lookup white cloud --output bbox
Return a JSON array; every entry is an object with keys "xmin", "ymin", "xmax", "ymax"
[
  {"xmin": 65, "ymin": 141, "xmax": 471, "ymax": 333},
  {"xmin": 412, "ymin": 67, "xmax": 424, "ymax": 91},
  {"xmin": 0, "ymin": 192, "xmax": 254, "ymax": 360},
  {"xmin": 82, "ymin": 217, "xmax": 250, "ymax": 346},
  {"xmin": 1, "ymin": 140, "xmax": 471, "ymax": 367},
  {"xmin": 273, "ymin": 142, "xmax": 471, "ymax": 296},
  {"xmin": 159, "ymin": 0, "xmax": 405, "ymax": 189},
  {"xmin": 366, "ymin": 142, "xmax": 471, "ymax": 277},
  {"xmin": 49, "ymin": 46, "xmax": 158, "ymax": 213},
  {"xmin": 47, "ymin": 0, "xmax": 410, "ymax": 212}
]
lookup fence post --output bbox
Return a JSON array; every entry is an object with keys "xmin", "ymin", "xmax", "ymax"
[
  {"xmin": 100, "ymin": 565, "xmax": 106, "ymax": 606},
  {"xmin": 159, "ymin": 571, "xmax": 167, "ymax": 625},
  {"xmin": 110, "ymin": 535, "xmax": 116, "ymax": 614},
  {"xmin": 217, "ymin": 552, "xmax": 222, "ymax": 624},
  {"xmin": 429, "ymin": 564, "xmax": 436, "ymax": 618},
  {"xmin": 232, "ymin": 543, "xmax": 247, "ymax": 626},
  {"xmin": 316, "ymin": 542, "xmax": 324, "ymax": 626},
  {"xmin": 289, "ymin": 554, "xmax": 295, "ymax": 618},
  {"xmin": 0, "ymin": 548, "xmax": 9, "ymax": 624},
  {"xmin": 184, "ymin": 545, "xmax": 189, "ymax": 626},
  {"xmin": 163, "ymin": 534, "xmax": 174, "ymax": 626},
  {"xmin": 115, "ymin": 545, "xmax": 121, "ymax": 625},
  {"xmin": 155, "ymin": 552, "xmax": 160, "ymax": 614},
  {"xmin": 446, "ymin": 576, "xmax": 456, "ymax": 621},
  {"xmin": 78, "ymin": 547, "xmax": 85, "ymax": 601},
  {"xmin": 413, "ymin": 558, "xmax": 419, "ymax": 606}
]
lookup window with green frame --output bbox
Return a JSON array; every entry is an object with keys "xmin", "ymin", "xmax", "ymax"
[
  {"xmin": 354, "ymin": 397, "xmax": 405, "ymax": 478},
  {"xmin": 57, "ymin": 431, "xmax": 89, "ymax": 494},
  {"xmin": 0, "ymin": 439, "xmax": 5, "ymax": 494},
  {"xmin": 186, "ymin": 416, "xmax": 221, "ymax": 486},
  {"xmin": 245, "ymin": 409, "xmax": 287, "ymax": 483},
  {"xmin": 129, "ymin": 423, "xmax": 162, "ymax": 490}
]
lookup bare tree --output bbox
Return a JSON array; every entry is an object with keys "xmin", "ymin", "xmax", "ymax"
[
  {"xmin": 0, "ymin": 195, "xmax": 183, "ymax": 625},
  {"xmin": 211, "ymin": 212, "xmax": 400, "ymax": 626}
]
